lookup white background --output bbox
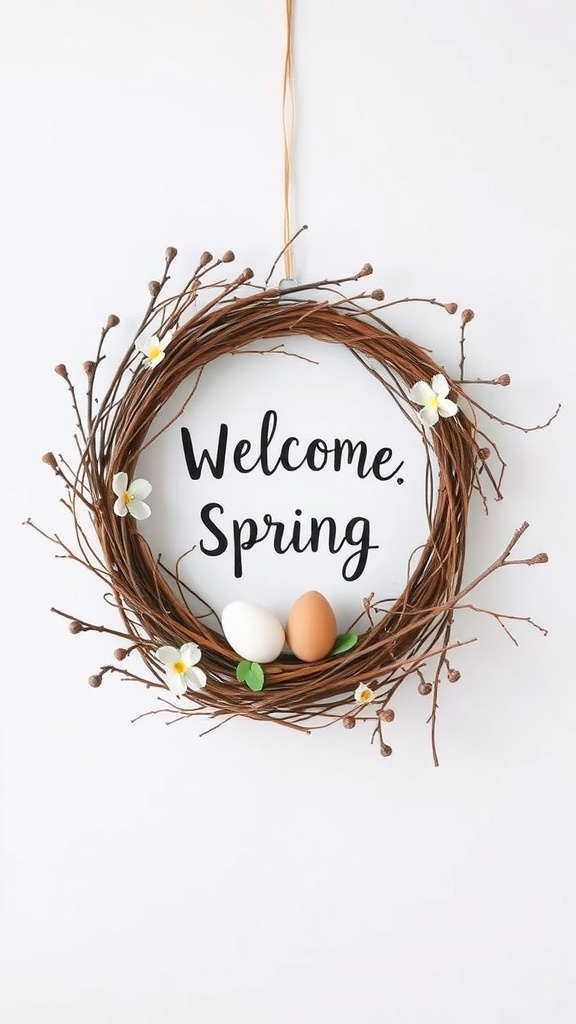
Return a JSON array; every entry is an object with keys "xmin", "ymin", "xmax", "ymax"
[{"xmin": 1, "ymin": 1, "xmax": 575, "ymax": 1022}]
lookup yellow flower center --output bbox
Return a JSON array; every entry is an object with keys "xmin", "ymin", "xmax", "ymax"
[
  {"xmin": 173, "ymin": 659, "xmax": 187, "ymax": 675},
  {"xmin": 122, "ymin": 490, "xmax": 132, "ymax": 505},
  {"xmin": 149, "ymin": 344, "xmax": 162, "ymax": 361},
  {"xmin": 359, "ymin": 688, "xmax": 373, "ymax": 702},
  {"xmin": 427, "ymin": 395, "xmax": 440, "ymax": 409}
]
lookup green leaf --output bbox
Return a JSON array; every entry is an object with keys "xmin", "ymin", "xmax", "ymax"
[
  {"xmin": 245, "ymin": 663, "xmax": 265, "ymax": 691},
  {"xmin": 236, "ymin": 661, "xmax": 265, "ymax": 691},
  {"xmin": 329, "ymin": 632, "xmax": 358, "ymax": 657}
]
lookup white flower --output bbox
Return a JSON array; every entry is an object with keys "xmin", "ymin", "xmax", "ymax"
[
  {"xmin": 409, "ymin": 373, "xmax": 458, "ymax": 427},
  {"xmin": 354, "ymin": 683, "xmax": 375, "ymax": 704},
  {"xmin": 156, "ymin": 643, "xmax": 207, "ymax": 696},
  {"xmin": 112, "ymin": 472, "xmax": 152, "ymax": 520},
  {"xmin": 135, "ymin": 333, "xmax": 171, "ymax": 368}
]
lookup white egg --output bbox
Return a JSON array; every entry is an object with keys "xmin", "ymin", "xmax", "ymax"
[{"xmin": 221, "ymin": 601, "xmax": 285, "ymax": 664}]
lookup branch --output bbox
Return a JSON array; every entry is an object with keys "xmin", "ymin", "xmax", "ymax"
[{"xmin": 457, "ymin": 604, "xmax": 548, "ymax": 645}]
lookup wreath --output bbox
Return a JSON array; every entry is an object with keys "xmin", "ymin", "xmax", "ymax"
[{"xmin": 32, "ymin": 240, "xmax": 556, "ymax": 761}]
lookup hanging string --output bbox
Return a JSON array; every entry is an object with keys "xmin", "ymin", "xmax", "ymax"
[{"xmin": 282, "ymin": 0, "xmax": 295, "ymax": 280}]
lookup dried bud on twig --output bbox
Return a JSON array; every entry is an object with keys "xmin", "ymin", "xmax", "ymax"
[
  {"xmin": 447, "ymin": 668, "xmax": 461, "ymax": 683},
  {"xmin": 444, "ymin": 302, "xmax": 458, "ymax": 314},
  {"xmin": 221, "ymin": 250, "xmax": 235, "ymax": 263},
  {"xmin": 418, "ymin": 681, "xmax": 432, "ymax": 696},
  {"xmin": 497, "ymin": 374, "xmax": 511, "ymax": 386},
  {"xmin": 380, "ymin": 743, "xmax": 393, "ymax": 757},
  {"xmin": 88, "ymin": 673, "xmax": 102, "ymax": 688},
  {"xmin": 239, "ymin": 267, "xmax": 254, "ymax": 284},
  {"xmin": 357, "ymin": 262, "xmax": 373, "ymax": 278},
  {"xmin": 114, "ymin": 648, "xmax": 128, "ymax": 661},
  {"xmin": 68, "ymin": 620, "xmax": 84, "ymax": 634},
  {"xmin": 461, "ymin": 308, "xmax": 475, "ymax": 325},
  {"xmin": 371, "ymin": 288, "xmax": 385, "ymax": 301},
  {"xmin": 148, "ymin": 280, "xmax": 161, "ymax": 297},
  {"xmin": 342, "ymin": 716, "xmax": 356, "ymax": 729},
  {"xmin": 83, "ymin": 360, "xmax": 96, "ymax": 378},
  {"xmin": 106, "ymin": 314, "xmax": 120, "ymax": 329},
  {"xmin": 165, "ymin": 246, "xmax": 178, "ymax": 263},
  {"xmin": 478, "ymin": 447, "xmax": 491, "ymax": 461},
  {"xmin": 528, "ymin": 552, "xmax": 549, "ymax": 565},
  {"xmin": 54, "ymin": 363, "xmax": 68, "ymax": 378},
  {"xmin": 378, "ymin": 708, "xmax": 395, "ymax": 722},
  {"xmin": 42, "ymin": 452, "xmax": 58, "ymax": 471},
  {"xmin": 199, "ymin": 251, "xmax": 213, "ymax": 267}
]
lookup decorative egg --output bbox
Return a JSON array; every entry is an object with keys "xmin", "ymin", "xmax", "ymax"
[
  {"xmin": 221, "ymin": 601, "xmax": 285, "ymax": 663},
  {"xmin": 286, "ymin": 591, "xmax": 338, "ymax": 662}
]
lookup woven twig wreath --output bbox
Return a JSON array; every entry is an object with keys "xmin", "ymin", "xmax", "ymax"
[{"xmin": 35, "ymin": 244, "xmax": 554, "ymax": 761}]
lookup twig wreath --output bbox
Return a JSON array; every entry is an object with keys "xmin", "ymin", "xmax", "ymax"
[{"xmin": 31, "ymin": 236, "xmax": 558, "ymax": 762}]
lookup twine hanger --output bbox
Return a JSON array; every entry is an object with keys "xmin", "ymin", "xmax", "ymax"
[{"xmin": 282, "ymin": 0, "xmax": 296, "ymax": 282}]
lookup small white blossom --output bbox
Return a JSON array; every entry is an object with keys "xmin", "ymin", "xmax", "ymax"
[
  {"xmin": 156, "ymin": 643, "xmax": 207, "ymax": 696},
  {"xmin": 354, "ymin": 683, "xmax": 375, "ymax": 704},
  {"xmin": 135, "ymin": 333, "xmax": 171, "ymax": 368},
  {"xmin": 112, "ymin": 472, "xmax": 152, "ymax": 520},
  {"xmin": 409, "ymin": 373, "xmax": 458, "ymax": 427}
]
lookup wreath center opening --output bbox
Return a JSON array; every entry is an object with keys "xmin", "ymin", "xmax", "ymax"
[{"xmin": 136, "ymin": 332, "xmax": 434, "ymax": 628}]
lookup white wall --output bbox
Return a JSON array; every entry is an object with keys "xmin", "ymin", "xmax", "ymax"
[{"xmin": 1, "ymin": 1, "xmax": 575, "ymax": 1022}]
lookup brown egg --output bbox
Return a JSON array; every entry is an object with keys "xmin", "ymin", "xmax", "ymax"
[{"xmin": 286, "ymin": 591, "xmax": 338, "ymax": 662}]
